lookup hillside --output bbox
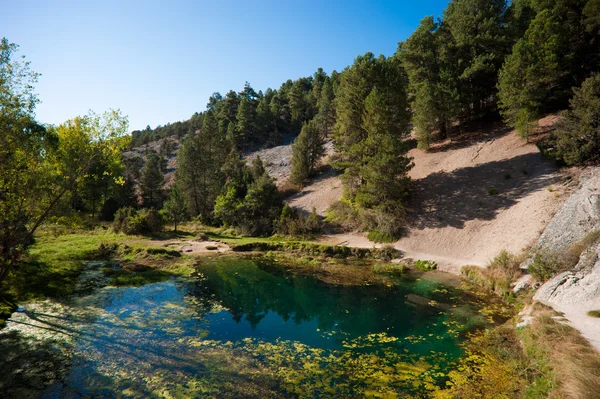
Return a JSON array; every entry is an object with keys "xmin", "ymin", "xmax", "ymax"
[{"xmin": 256, "ymin": 116, "xmax": 570, "ymax": 272}]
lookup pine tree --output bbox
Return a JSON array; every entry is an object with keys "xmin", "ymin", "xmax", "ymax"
[
  {"xmin": 316, "ymin": 77, "xmax": 336, "ymax": 137},
  {"xmin": 236, "ymin": 96, "xmax": 257, "ymax": 146},
  {"xmin": 290, "ymin": 119, "xmax": 325, "ymax": 186},
  {"xmin": 444, "ymin": 0, "xmax": 509, "ymax": 118},
  {"xmin": 175, "ymin": 133, "xmax": 204, "ymax": 217},
  {"xmin": 552, "ymin": 75, "xmax": 600, "ymax": 165},
  {"xmin": 497, "ymin": 10, "xmax": 563, "ymax": 141},
  {"xmin": 356, "ymin": 87, "xmax": 412, "ymax": 208},
  {"xmin": 162, "ymin": 185, "xmax": 188, "ymax": 233},
  {"xmin": 140, "ymin": 155, "xmax": 164, "ymax": 208},
  {"xmin": 332, "ymin": 52, "xmax": 382, "ymax": 197}
]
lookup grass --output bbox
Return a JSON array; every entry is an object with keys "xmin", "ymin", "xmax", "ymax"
[
  {"xmin": 1, "ymin": 229, "xmax": 199, "ymax": 310},
  {"xmin": 440, "ymin": 303, "xmax": 600, "ymax": 398},
  {"xmin": 3, "ymin": 231, "xmax": 123, "ymax": 302},
  {"xmin": 587, "ymin": 310, "xmax": 600, "ymax": 318},
  {"xmin": 519, "ymin": 304, "xmax": 600, "ymax": 399},
  {"xmin": 462, "ymin": 249, "xmax": 523, "ymax": 298}
]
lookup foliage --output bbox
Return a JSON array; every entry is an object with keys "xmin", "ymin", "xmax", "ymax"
[
  {"xmin": 231, "ymin": 241, "xmax": 400, "ymax": 261},
  {"xmin": 140, "ymin": 155, "xmax": 165, "ymax": 208},
  {"xmin": 366, "ymin": 230, "xmax": 395, "ymax": 243},
  {"xmin": 289, "ymin": 119, "xmax": 326, "ymax": 186},
  {"xmin": 276, "ymin": 205, "xmax": 322, "ymax": 238},
  {"xmin": 528, "ymin": 249, "xmax": 571, "ymax": 282},
  {"xmin": 214, "ymin": 151, "xmax": 283, "ymax": 236},
  {"xmin": 0, "ymin": 38, "xmax": 129, "ymax": 285},
  {"xmin": 414, "ymin": 260, "xmax": 438, "ymax": 271},
  {"xmin": 113, "ymin": 207, "xmax": 163, "ymax": 235},
  {"xmin": 161, "ymin": 185, "xmax": 188, "ymax": 232},
  {"xmin": 551, "ymin": 75, "xmax": 600, "ymax": 165},
  {"xmin": 498, "ymin": 0, "xmax": 600, "ymax": 139},
  {"xmin": 174, "ymin": 111, "xmax": 226, "ymax": 221},
  {"xmin": 462, "ymin": 250, "xmax": 523, "ymax": 297},
  {"xmin": 112, "ymin": 207, "xmax": 137, "ymax": 234},
  {"xmin": 372, "ymin": 262, "xmax": 408, "ymax": 275}
]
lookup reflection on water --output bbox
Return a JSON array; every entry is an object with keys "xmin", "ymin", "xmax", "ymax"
[{"xmin": 0, "ymin": 256, "xmax": 496, "ymax": 398}]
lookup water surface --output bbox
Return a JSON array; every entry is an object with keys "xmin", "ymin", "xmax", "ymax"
[{"xmin": 1, "ymin": 256, "xmax": 498, "ymax": 398}]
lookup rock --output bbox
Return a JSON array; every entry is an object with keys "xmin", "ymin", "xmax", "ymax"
[
  {"xmin": 534, "ymin": 167, "xmax": 600, "ymax": 253},
  {"xmin": 512, "ymin": 274, "xmax": 533, "ymax": 294}
]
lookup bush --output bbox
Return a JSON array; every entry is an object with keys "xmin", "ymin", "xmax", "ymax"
[
  {"xmin": 414, "ymin": 259, "xmax": 437, "ymax": 271},
  {"xmin": 367, "ymin": 230, "xmax": 395, "ymax": 243},
  {"xmin": 488, "ymin": 187, "xmax": 499, "ymax": 195},
  {"xmin": 113, "ymin": 207, "xmax": 136, "ymax": 233},
  {"xmin": 276, "ymin": 205, "xmax": 322, "ymax": 238},
  {"xmin": 379, "ymin": 244, "xmax": 399, "ymax": 261},
  {"xmin": 327, "ymin": 200, "xmax": 406, "ymax": 242},
  {"xmin": 588, "ymin": 310, "xmax": 600, "ymax": 318},
  {"xmin": 529, "ymin": 250, "xmax": 569, "ymax": 282},
  {"xmin": 462, "ymin": 250, "xmax": 523, "ymax": 296},
  {"xmin": 113, "ymin": 207, "xmax": 163, "ymax": 235}
]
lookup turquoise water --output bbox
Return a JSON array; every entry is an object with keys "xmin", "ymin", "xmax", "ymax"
[{"xmin": 1, "ymin": 256, "xmax": 498, "ymax": 398}]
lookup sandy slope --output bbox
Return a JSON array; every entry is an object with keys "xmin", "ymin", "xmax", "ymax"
[{"xmin": 295, "ymin": 119, "xmax": 568, "ymax": 272}]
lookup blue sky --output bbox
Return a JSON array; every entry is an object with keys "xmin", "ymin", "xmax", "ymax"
[{"xmin": 5, "ymin": 0, "xmax": 449, "ymax": 131}]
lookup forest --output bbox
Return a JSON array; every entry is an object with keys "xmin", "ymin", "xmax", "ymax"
[{"xmin": 2, "ymin": 0, "xmax": 600, "ymax": 286}]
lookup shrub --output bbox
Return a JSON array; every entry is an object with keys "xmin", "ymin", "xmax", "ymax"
[
  {"xmin": 379, "ymin": 244, "xmax": 399, "ymax": 261},
  {"xmin": 488, "ymin": 187, "xmax": 499, "ymax": 195},
  {"xmin": 113, "ymin": 207, "xmax": 163, "ymax": 235},
  {"xmin": 113, "ymin": 207, "xmax": 136, "ymax": 233},
  {"xmin": 414, "ymin": 259, "xmax": 437, "ymax": 271},
  {"xmin": 587, "ymin": 310, "xmax": 600, "ymax": 318},
  {"xmin": 326, "ymin": 200, "xmax": 405, "ymax": 242},
  {"xmin": 529, "ymin": 250, "xmax": 569, "ymax": 282},
  {"xmin": 278, "ymin": 181, "xmax": 300, "ymax": 198},
  {"xmin": 276, "ymin": 205, "xmax": 322, "ymax": 238},
  {"xmin": 367, "ymin": 230, "xmax": 395, "ymax": 243},
  {"xmin": 462, "ymin": 250, "xmax": 523, "ymax": 297}
]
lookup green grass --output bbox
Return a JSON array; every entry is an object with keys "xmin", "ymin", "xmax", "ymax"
[{"xmin": 3, "ymin": 231, "xmax": 122, "ymax": 302}]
